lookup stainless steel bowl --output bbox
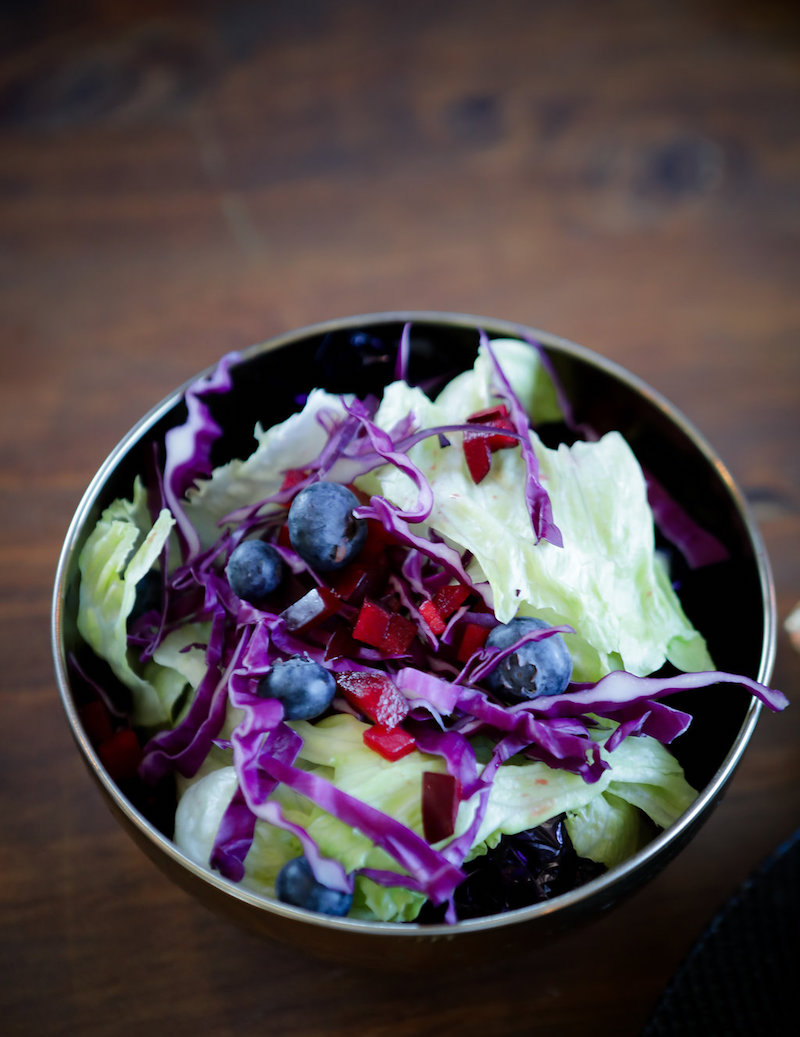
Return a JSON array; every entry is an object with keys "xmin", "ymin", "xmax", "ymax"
[{"xmin": 52, "ymin": 311, "xmax": 776, "ymax": 967}]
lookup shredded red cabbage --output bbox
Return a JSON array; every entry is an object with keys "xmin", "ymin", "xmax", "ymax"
[
  {"xmin": 163, "ymin": 352, "xmax": 240, "ymax": 562},
  {"xmin": 645, "ymin": 472, "xmax": 730, "ymax": 569},
  {"xmin": 139, "ymin": 610, "xmax": 236, "ymax": 784},
  {"xmin": 482, "ymin": 333, "xmax": 563, "ymax": 546}
]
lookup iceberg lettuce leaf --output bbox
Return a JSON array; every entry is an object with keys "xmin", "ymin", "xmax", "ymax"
[
  {"xmin": 565, "ymin": 792, "xmax": 651, "ymax": 869},
  {"xmin": 77, "ymin": 479, "xmax": 176, "ymax": 726},
  {"xmin": 361, "ymin": 341, "xmax": 713, "ymax": 682}
]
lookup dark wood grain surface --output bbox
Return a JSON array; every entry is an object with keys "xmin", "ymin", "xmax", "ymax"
[{"xmin": 2, "ymin": 2, "xmax": 799, "ymax": 1035}]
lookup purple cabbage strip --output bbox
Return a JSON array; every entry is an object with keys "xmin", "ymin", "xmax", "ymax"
[
  {"xmin": 601, "ymin": 699, "xmax": 693, "ymax": 750},
  {"xmin": 395, "ymin": 666, "xmax": 461, "ymax": 715},
  {"xmin": 644, "ymin": 472, "xmax": 730, "ymax": 569},
  {"xmin": 533, "ymin": 668, "xmax": 789, "ymax": 717},
  {"xmin": 455, "ymin": 686, "xmax": 608, "ymax": 783},
  {"xmin": 357, "ymin": 867, "xmax": 428, "ymax": 895},
  {"xmin": 343, "ymin": 400, "xmax": 434, "ymax": 523},
  {"xmin": 482, "ymin": 332, "xmax": 563, "ymax": 547},
  {"xmin": 139, "ymin": 610, "xmax": 237, "ymax": 784},
  {"xmin": 315, "ymin": 397, "xmax": 379, "ymax": 475},
  {"xmin": 355, "ymin": 494, "xmax": 475, "ymax": 589},
  {"xmin": 208, "ymin": 785, "xmax": 257, "ymax": 883},
  {"xmin": 258, "ymin": 755, "xmax": 466, "ymax": 905},
  {"xmin": 411, "ymin": 727, "xmax": 480, "ymax": 794},
  {"xmin": 163, "ymin": 352, "xmax": 240, "ymax": 562},
  {"xmin": 253, "ymin": 798, "xmax": 355, "ymax": 895}
]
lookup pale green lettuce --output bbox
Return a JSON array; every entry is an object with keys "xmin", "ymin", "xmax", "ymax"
[
  {"xmin": 77, "ymin": 478, "xmax": 177, "ymax": 727},
  {"xmin": 356, "ymin": 338, "xmax": 713, "ymax": 681}
]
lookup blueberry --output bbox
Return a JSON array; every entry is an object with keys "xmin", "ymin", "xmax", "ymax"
[
  {"xmin": 275, "ymin": 856, "xmax": 353, "ymax": 916},
  {"xmin": 287, "ymin": 482, "xmax": 367, "ymax": 572},
  {"xmin": 225, "ymin": 539, "xmax": 284, "ymax": 605},
  {"xmin": 257, "ymin": 656, "xmax": 336, "ymax": 720},
  {"xmin": 484, "ymin": 617, "xmax": 572, "ymax": 702}
]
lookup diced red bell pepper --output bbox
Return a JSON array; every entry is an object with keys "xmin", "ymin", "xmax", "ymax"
[
  {"xmin": 455, "ymin": 622, "xmax": 490, "ymax": 662},
  {"xmin": 363, "ymin": 724, "xmax": 416, "ymax": 761},
  {"xmin": 336, "ymin": 671, "xmax": 409, "ymax": 728},
  {"xmin": 352, "ymin": 598, "xmax": 417, "ymax": 655},
  {"xmin": 419, "ymin": 599, "xmax": 446, "ymax": 636},
  {"xmin": 466, "ymin": 404, "xmax": 518, "ymax": 450},
  {"xmin": 432, "ymin": 583, "xmax": 471, "ymax": 620},
  {"xmin": 381, "ymin": 613, "xmax": 417, "ymax": 655},
  {"xmin": 463, "ymin": 433, "xmax": 492, "ymax": 483},
  {"xmin": 352, "ymin": 598, "xmax": 391, "ymax": 647},
  {"xmin": 421, "ymin": 771, "xmax": 462, "ymax": 844},
  {"xmin": 463, "ymin": 405, "xmax": 519, "ymax": 483},
  {"xmin": 97, "ymin": 728, "xmax": 142, "ymax": 783},
  {"xmin": 78, "ymin": 700, "xmax": 114, "ymax": 746},
  {"xmin": 280, "ymin": 587, "xmax": 341, "ymax": 632}
]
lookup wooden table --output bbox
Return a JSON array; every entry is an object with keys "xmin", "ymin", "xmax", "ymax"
[{"xmin": 2, "ymin": 2, "xmax": 798, "ymax": 1034}]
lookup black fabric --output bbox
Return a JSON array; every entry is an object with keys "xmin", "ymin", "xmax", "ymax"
[{"xmin": 642, "ymin": 828, "xmax": 800, "ymax": 1036}]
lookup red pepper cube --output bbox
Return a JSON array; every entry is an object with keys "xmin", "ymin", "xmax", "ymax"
[
  {"xmin": 485, "ymin": 428, "xmax": 518, "ymax": 451},
  {"xmin": 455, "ymin": 622, "xmax": 490, "ymax": 663},
  {"xmin": 97, "ymin": 729, "xmax": 142, "ymax": 783},
  {"xmin": 419, "ymin": 599, "xmax": 446, "ymax": 636},
  {"xmin": 352, "ymin": 598, "xmax": 390, "ymax": 648},
  {"xmin": 280, "ymin": 587, "xmax": 341, "ymax": 632},
  {"xmin": 78, "ymin": 700, "xmax": 114, "ymax": 746},
  {"xmin": 422, "ymin": 771, "xmax": 462, "ymax": 844},
  {"xmin": 467, "ymin": 405, "xmax": 517, "ymax": 450},
  {"xmin": 463, "ymin": 431, "xmax": 492, "ymax": 483},
  {"xmin": 336, "ymin": 671, "xmax": 409, "ymax": 728},
  {"xmin": 381, "ymin": 613, "xmax": 417, "ymax": 656},
  {"xmin": 432, "ymin": 583, "xmax": 471, "ymax": 620},
  {"xmin": 463, "ymin": 406, "xmax": 518, "ymax": 476},
  {"xmin": 363, "ymin": 724, "xmax": 416, "ymax": 762},
  {"xmin": 467, "ymin": 404, "xmax": 510, "ymax": 424}
]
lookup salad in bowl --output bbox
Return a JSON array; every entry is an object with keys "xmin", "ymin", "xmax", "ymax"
[{"xmin": 54, "ymin": 314, "xmax": 786, "ymax": 954}]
